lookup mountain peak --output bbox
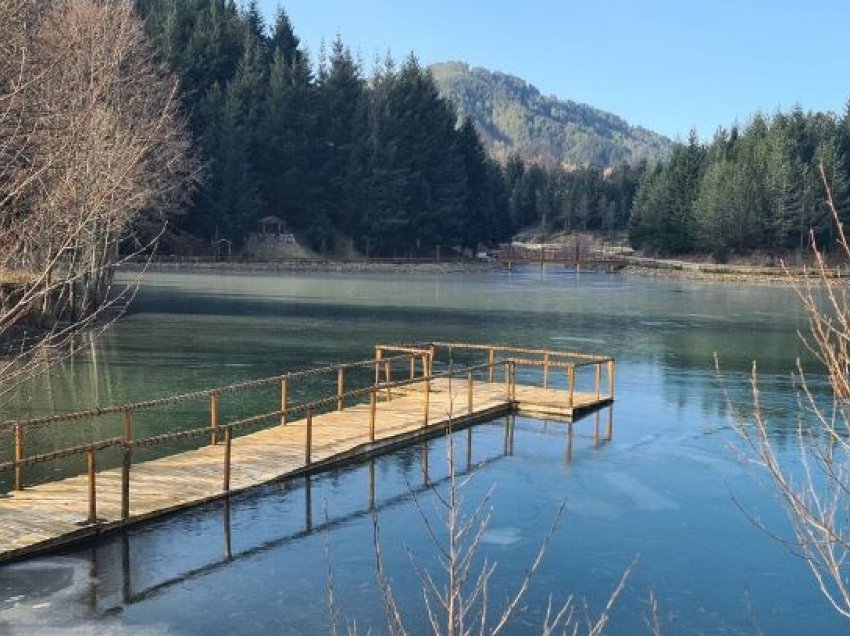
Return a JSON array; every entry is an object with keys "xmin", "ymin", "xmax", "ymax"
[{"xmin": 429, "ymin": 61, "xmax": 672, "ymax": 168}]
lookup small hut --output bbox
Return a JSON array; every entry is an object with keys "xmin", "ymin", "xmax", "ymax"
[
  {"xmin": 256, "ymin": 216, "xmax": 295, "ymax": 244},
  {"xmin": 257, "ymin": 215, "xmax": 285, "ymax": 236}
]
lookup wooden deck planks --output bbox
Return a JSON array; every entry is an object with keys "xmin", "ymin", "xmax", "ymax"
[{"xmin": 0, "ymin": 378, "xmax": 608, "ymax": 563}]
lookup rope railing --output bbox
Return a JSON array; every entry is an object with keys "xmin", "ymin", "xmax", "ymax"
[
  {"xmin": 425, "ymin": 341, "xmax": 613, "ymax": 364},
  {"xmin": 0, "ymin": 353, "xmax": 418, "ymax": 435},
  {"xmin": 393, "ymin": 341, "xmax": 615, "ymax": 399},
  {"xmin": 0, "ymin": 359, "xmax": 506, "ymax": 479},
  {"xmin": 0, "ymin": 342, "xmax": 615, "ymax": 535}
]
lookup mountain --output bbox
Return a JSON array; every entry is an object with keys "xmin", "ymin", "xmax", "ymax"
[{"xmin": 430, "ymin": 61, "xmax": 673, "ymax": 168}]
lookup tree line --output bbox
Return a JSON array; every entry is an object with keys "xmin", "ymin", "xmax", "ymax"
[
  {"xmin": 629, "ymin": 109, "xmax": 850, "ymax": 260},
  {"xmin": 137, "ymin": 0, "xmax": 645, "ymax": 257}
]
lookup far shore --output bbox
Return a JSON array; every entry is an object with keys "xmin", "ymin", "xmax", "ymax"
[
  {"xmin": 123, "ymin": 258, "xmax": 498, "ymax": 275},
  {"xmin": 121, "ymin": 255, "xmax": 843, "ymax": 285}
]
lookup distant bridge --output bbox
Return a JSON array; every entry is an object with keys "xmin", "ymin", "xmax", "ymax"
[{"xmin": 496, "ymin": 244, "xmax": 629, "ymax": 272}]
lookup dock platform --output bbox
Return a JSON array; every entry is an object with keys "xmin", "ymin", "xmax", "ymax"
[{"xmin": 0, "ymin": 342, "xmax": 614, "ymax": 563}]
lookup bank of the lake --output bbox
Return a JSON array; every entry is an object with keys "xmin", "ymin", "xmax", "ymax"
[{"xmin": 125, "ymin": 254, "xmax": 845, "ymax": 285}]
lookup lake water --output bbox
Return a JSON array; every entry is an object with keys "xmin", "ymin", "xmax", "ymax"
[{"xmin": 0, "ymin": 268, "xmax": 844, "ymax": 634}]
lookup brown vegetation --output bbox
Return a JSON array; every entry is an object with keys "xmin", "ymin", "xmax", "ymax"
[
  {"xmin": 0, "ymin": 0, "xmax": 193, "ymax": 399},
  {"xmin": 729, "ymin": 166, "xmax": 850, "ymax": 621}
]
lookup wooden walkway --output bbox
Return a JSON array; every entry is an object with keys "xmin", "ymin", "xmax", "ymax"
[{"xmin": 0, "ymin": 343, "xmax": 614, "ymax": 564}]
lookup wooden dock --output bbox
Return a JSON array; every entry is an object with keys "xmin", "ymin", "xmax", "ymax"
[{"xmin": 0, "ymin": 342, "xmax": 614, "ymax": 564}]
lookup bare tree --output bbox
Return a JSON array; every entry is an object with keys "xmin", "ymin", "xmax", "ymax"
[
  {"xmin": 0, "ymin": 0, "xmax": 194, "ymax": 400},
  {"xmin": 728, "ymin": 164, "xmax": 850, "ymax": 621},
  {"xmin": 358, "ymin": 422, "xmax": 635, "ymax": 635}
]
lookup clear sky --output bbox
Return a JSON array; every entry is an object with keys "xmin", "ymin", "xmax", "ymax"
[{"xmin": 257, "ymin": 0, "xmax": 850, "ymax": 141}]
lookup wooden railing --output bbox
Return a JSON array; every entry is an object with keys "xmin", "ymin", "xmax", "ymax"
[
  {"xmin": 377, "ymin": 342, "xmax": 615, "ymax": 409},
  {"xmin": 0, "ymin": 352, "xmax": 521, "ymax": 525},
  {"xmin": 1, "ymin": 352, "xmax": 422, "ymax": 489},
  {"xmin": 0, "ymin": 342, "xmax": 614, "ymax": 531}
]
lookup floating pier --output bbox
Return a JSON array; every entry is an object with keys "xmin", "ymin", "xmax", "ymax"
[{"xmin": 0, "ymin": 342, "xmax": 614, "ymax": 563}]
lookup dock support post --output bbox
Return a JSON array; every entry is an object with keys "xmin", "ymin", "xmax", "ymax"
[
  {"xmin": 595, "ymin": 363, "xmax": 602, "ymax": 400},
  {"xmin": 121, "ymin": 445, "xmax": 131, "ymax": 520},
  {"xmin": 608, "ymin": 360, "xmax": 615, "ymax": 399},
  {"xmin": 210, "ymin": 391, "xmax": 220, "ymax": 446},
  {"xmin": 14, "ymin": 424, "xmax": 23, "ymax": 491},
  {"xmin": 305, "ymin": 407, "xmax": 313, "ymax": 466},
  {"xmin": 87, "ymin": 449, "xmax": 97, "ymax": 524},
  {"xmin": 467, "ymin": 371, "xmax": 473, "ymax": 415},
  {"xmin": 568, "ymin": 365, "xmax": 575, "ymax": 408},
  {"xmin": 337, "ymin": 366, "xmax": 345, "ymax": 411},
  {"xmin": 281, "ymin": 376, "xmax": 288, "ymax": 425},
  {"xmin": 543, "ymin": 353, "xmax": 550, "ymax": 388},
  {"xmin": 223, "ymin": 427, "xmax": 232, "ymax": 493},
  {"xmin": 488, "ymin": 348, "xmax": 495, "ymax": 383},
  {"xmin": 369, "ymin": 387, "xmax": 377, "ymax": 442}
]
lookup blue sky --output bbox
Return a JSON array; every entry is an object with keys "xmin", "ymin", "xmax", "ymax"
[{"xmin": 257, "ymin": 1, "xmax": 850, "ymax": 141}]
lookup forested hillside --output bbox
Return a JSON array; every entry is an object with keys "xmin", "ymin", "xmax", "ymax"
[
  {"xmin": 430, "ymin": 62, "xmax": 673, "ymax": 168},
  {"xmin": 134, "ymin": 1, "xmax": 647, "ymax": 256},
  {"xmin": 136, "ymin": 1, "xmax": 509, "ymax": 255},
  {"xmin": 629, "ymin": 110, "xmax": 850, "ymax": 259}
]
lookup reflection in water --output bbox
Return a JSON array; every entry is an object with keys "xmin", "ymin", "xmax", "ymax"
[
  {"xmin": 63, "ymin": 418, "xmax": 593, "ymax": 620},
  {"xmin": 565, "ymin": 406, "xmax": 614, "ymax": 465},
  {"xmin": 222, "ymin": 500, "xmax": 232, "ymax": 562},
  {"xmin": 422, "ymin": 440, "xmax": 430, "ymax": 487}
]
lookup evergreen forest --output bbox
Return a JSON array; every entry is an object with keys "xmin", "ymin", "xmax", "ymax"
[{"xmin": 138, "ymin": 1, "xmax": 850, "ymax": 261}]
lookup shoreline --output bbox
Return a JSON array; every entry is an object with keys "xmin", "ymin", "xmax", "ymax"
[
  {"xmin": 122, "ymin": 257, "xmax": 840, "ymax": 285},
  {"xmin": 124, "ymin": 259, "xmax": 499, "ymax": 275}
]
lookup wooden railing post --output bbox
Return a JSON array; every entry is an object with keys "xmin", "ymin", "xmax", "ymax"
[
  {"xmin": 305, "ymin": 407, "xmax": 313, "ymax": 466},
  {"xmin": 210, "ymin": 390, "xmax": 220, "ymax": 446},
  {"xmin": 223, "ymin": 427, "xmax": 232, "ymax": 493},
  {"xmin": 568, "ymin": 365, "xmax": 575, "ymax": 408},
  {"xmin": 369, "ymin": 387, "xmax": 377, "ymax": 442},
  {"xmin": 409, "ymin": 355, "xmax": 416, "ymax": 381},
  {"xmin": 87, "ymin": 448, "xmax": 97, "ymax": 524},
  {"xmin": 505, "ymin": 361, "xmax": 511, "ymax": 399},
  {"xmin": 121, "ymin": 444, "xmax": 132, "ymax": 520},
  {"xmin": 281, "ymin": 376, "xmax": 289, "ymax": 425},
  {"xmin": 543, "ymin": 353, "xmax": 550, "ymax": 388},
  {"xmin": 124, "ymin": 407, "xmax": 133, "ymax": 441},
  {"xmin": 384, "ymin": 360, "xmax": 392, "ymax": 401},
  {"xmin": 511, "ymin": 361, "xmax": 517, "ymax": 401},
  {"xmin": 337, "ymin": 366, "xmax": 345, "ymax": 411},
  {"xmin": 375, "ymin": 347, "xmax": 383, "ymax": 384},
  {"xmin": 608, "ymin": 360, "xmax": 615, "ymax": 399},
  {"xmin": 14, "ymin": 424, "xmax": 23, "ymax": 491},
  {"xmin": 429, "ymin": 345, "xmax": 436, "ymax": 375},
  {"xmin": 488, "ymin": 348, "xmax": 495, "ymax": 383},
  {"xmin": 467, "ymin": 370, "xmax": 473, "ymax": 415}
]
